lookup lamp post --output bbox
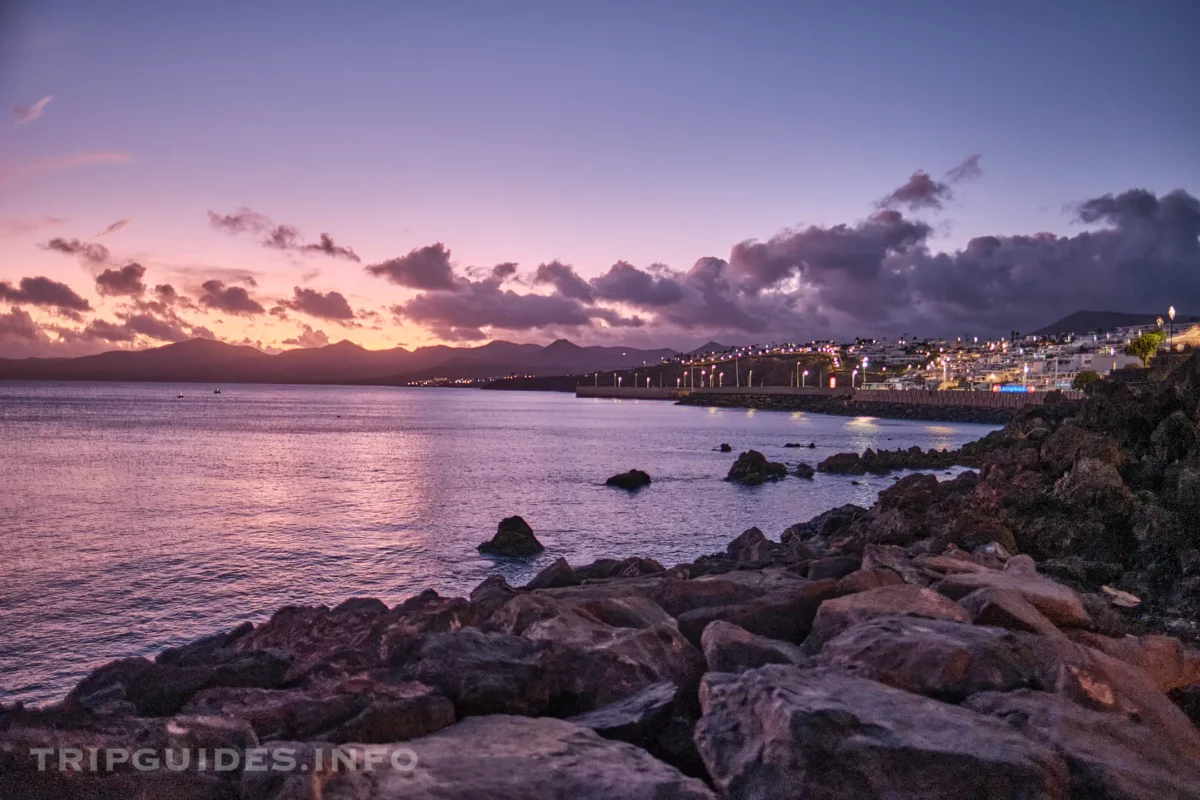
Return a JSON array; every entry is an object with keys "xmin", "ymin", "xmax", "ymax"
[
  {"xmin": 1169, "ymin": 306, "xmax": 1176, "ymax": 350},
  {"xmin": 802, "ymin": 369, "xmax": 809, "ymax": 388},
  {"xmin": 618, "ymin": 375, "xmax": 623, "ymax": 388},
  {"xmin": 676, "ymin": 377, "xmax": 681, "ymax": 388},
  {"xmin": 647, "ymin": 377, "xmax": 652, "ymax": 388},
  {"xmin": 719, "ymin": 371, "xmax": 724, "ymax": 387},
  {"xmin": 701, "ymin": 369, "xmax": 707, "ymax": 388},
  {"xmin": 747, "ymin": 369, "xmax": 753, "ymax": 387},
  {"xmin": 852, "ymin": 368, "xmax": 858, "ymax": 388}
]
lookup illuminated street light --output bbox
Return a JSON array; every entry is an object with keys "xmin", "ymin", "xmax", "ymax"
[
  {"xmin": 1169, "ymin": 305, "xmax": 1176, "ymax": 350},
  {"xmin": 802, "ymin": 369, "xmax": 809, "ymax": 387},
  {"xmin": 719, "ymin": 371, "xmax": 724, "ymax": 387}
]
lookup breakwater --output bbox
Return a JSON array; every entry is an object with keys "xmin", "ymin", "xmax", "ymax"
[{"xmin": 680, "ymin": 391, "xmax": 1019, "ymax": 423}]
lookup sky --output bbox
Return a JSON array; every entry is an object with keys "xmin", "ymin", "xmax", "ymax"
[{"xmin": 1, "ymin": 0, "xmax": 1198, "ymax": 357}]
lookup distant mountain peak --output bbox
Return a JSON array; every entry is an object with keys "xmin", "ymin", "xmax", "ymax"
[
  {"xmin": 329, "ymin": 339, "xmax": 366, "ymax": 350},
  {"xmin": 545, "ymin": 338, "xmax": 581, "ymax": 351}
]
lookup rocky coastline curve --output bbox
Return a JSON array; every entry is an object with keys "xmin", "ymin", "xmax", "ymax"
[{"xmin": 3, "ymin": 354, "xmax": 1200, "ymax": 799}]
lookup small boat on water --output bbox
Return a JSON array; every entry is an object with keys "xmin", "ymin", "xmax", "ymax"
[
  {"xmin": 214, "ymin": 388, "xmax": 222, "ymax": 394},
  {"xmin": 177, "ymin": 392, "xmax": 185, "ymax": 398}
]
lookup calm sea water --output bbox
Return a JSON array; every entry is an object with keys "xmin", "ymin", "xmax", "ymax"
[{"xmin": 0, "ymin": 382, "xmax": 997, "ymax": 705}]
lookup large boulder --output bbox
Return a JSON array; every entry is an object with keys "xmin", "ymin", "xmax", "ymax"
[
  {"xmin": 935, "ymin": 570, "xmax": 1091, "ymax": 629},
  {"xmin": 1061, "ymin": 630, "xmax": 1200, "ymax": 693},
  {"xmin": 605, "ymin": 469, "xmax": 651, "ymax": 490},
  {"xmin": 566, "ymin": 681, "xmax": 679, "ymax": 748},
  {"xmin": 968, "ymin": 689, "xmax": 1200, "ymax": 800},
  {"xmin": 675, "ymin": 579, "xmax": 839, "ymax": 647},
  {"xmin": 181, "ymin": 680, "xmax": 455, "ymax": 744},
  {"xmin": 404, "ymin": 628, "xmax": 557, "ymax": 717},
  {"xmin": 700, "ymin": 620, "xmax": 809, "ymax": 673},
  {"xmin": 781, "ymin": 504, "xmax": 867, "ymax": 544},
  {"xmin": 802, "ymin": 584, "xmax": 971, "ymax": 653},
  {"xmin": 245, "ymin": 715, "xmax": 716, "ymax": 800},
  {"xmin": 64, "ymin": 649, "xmax": 292, "ymax": 717},
  {"xmin": 478, "ymin": 515, "xmax": 544, "ymax": 557},
  {"xmin": 695, "ymin": 666, "xmax": 1069, "ymax": 800},
  {"xmin": 0, "ymin": 710, "xmax": 257, "ymax": 800},
  {"xmin": 725, "ymin": 450, "xmax": 787, "ymax": 484},
  {"xmin": 523, "ymin": 557, "xmax": 579, "ymax": 590},
  {"xmin": 794, "ymin": 462, "xmax": 815, "ymax": 479},
  {"xmin": 816, "ymin": 616, "xmax": 1039, "ymax": 701},
  {"xmin": 958, "ymin": 586, "xmax": 1061, "ymax": 636},
  {"xmin": 816, "ymin": 452, "xmax": 866, "ymax": 474},
  {"xmin": 1052, "ymin": 457, "xmax": 1134, "ymax": 517},
  {"xmin": 481, "ymin": 593, "xmax": 704, "ymax": 713}
]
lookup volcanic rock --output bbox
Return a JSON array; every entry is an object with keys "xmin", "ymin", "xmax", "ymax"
[
  {"xmin": 725, "ymin": 450, "xmax": 787, "ymax": 484},
  {"xmin": 605, "ymin": 469, "xmax": 651, "ymax": 490},
  {"xmin": 478, "ymin": 515, "xmax": 544, "ymax": 557}
]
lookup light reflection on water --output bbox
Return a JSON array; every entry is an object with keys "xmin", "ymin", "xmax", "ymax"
[{"xmin": 0, "ymin": 382, "xmax": 998, "ymax": 705}]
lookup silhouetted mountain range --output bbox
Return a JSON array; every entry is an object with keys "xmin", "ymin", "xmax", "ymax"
[
  {"xmin": 0, "ymin": 338, "xmax": 678, "ymax": 385},
  {"xmin": 1032, "ymin": 309, "xmax": 1199, "ymax": 337}
]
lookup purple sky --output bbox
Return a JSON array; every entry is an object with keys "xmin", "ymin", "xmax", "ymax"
[{"xmin": 2, "ymin": 0, "xmax": 1197, "ymax": 356}]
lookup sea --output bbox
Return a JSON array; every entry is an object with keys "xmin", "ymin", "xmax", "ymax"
[{"xmin": 0, "ymin": 382, "xmax": 999, "ymax": 706}]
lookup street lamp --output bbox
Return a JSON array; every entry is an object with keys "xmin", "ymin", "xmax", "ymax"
[
  {"xmin": 852, "ymin": 368, "xmax": 858, "ymax": 388},
  {"xmin": 802, "ymin": 369, "xmax": 809, "ymax": 387},
  {"xmin": 647, "ymin": 377, "xmax": 652, "ymax": 388},
  {"xmin": 701, "ymin": 369, "xmax": 707, "ymax": 388},
  {"xmin": 747, "ymin": 369, "xmax": 753, "ymax": 387},
  {"xmin": 618, "ymin": 376, "xmax": 623, "ymax": 387},
  {"xmin": 676, "ymin": 377, "xmax": 681, "ymax": 388},
  {"xmin": 719, "ymin": 371, "xmax": 724, "ymax": 387},
  {"xmin": 1169, "ymin": 306, "xmax": 1176, "ymax": 350}
]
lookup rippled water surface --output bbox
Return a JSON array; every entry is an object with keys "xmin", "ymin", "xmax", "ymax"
[{"xmin": 0, "ymin": 382, "xmax": 998, "ymax": 704}]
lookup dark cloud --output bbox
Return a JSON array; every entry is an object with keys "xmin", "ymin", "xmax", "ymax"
[
  {"xmin": 95, "ymin": 263, "xmax": 147, "ymax": 297},
  {"xmin": 154, "ymin": 284, "xmax": 180, "ymax": 305},
  {"xmin": 904, "ymin": 188, "xmax": 1200, "ymax": 334},
  {"xmin": 42, "ymin": 237, "xmax": 111, "ymax": 264},
  {"xmin": 282, "ymin": 323, "xmax": 330, "ymax": 349},
  {"xmin": 590, "ymin": 261, "xmax": 684, "ymax": 307},
  {"xmin": 879, "ymin": 171, "xmax": 952, "ymax": 211},
  {"xmin": 365, "ymin": 243, "xmax": 457, "ymax": 290},
  {"xmin": 0, "ymin": 276, "xmax": 93, "ymax": 318},
  {"xmin": 208, "ymin": 208, "xmax": 359, "ymax": 261},
  {"xmin": 121, "ymin": 313, "xmax": 190, "ymax": 343},
  {"xmin": 81, "ymin": 318, "xmax": 138, "ymax": 343},
  {"xmin": 198, "ymin": 280, "xmax": 265, "ymax": 316},
  {"xmin": 393, "ymin": 277, "xmax": 595, "ymax": 340},
  {"xmin": 533, "ymin": 261, "xmax": 594, "ymax": 301},
  {"xmin": 207, "ymin": 208, "xmax": 270, "ymax": 235},
  {"xmin": 263, "ymin": 224, "xmax": 301, "ymax": 250},
  {"xmin": 300, "ymin": 233, "xmax": 360, "ymax": 262},
  {"xmin": 281, "ymin": 286, "xmax": 356, "ymax": 322},
  {"xmin": 0, "ymin": 306, "xmax": 40, "ymax": 341},
  {"xmin": 946, "ymin": 154, "xmax": 983, "ymax": 183},
  {"xmin": 491, "ymin": 262, "xmax": 518, "ymax": 282}
]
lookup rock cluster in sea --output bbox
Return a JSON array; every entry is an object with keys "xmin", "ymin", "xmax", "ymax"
[
  {"xmin": 4, "ymin": 354, "xmax": 1200, "ymax": 799},
  {"xmin": 725, "ymin": 450, "xmax": 788, "ymax": 485}
]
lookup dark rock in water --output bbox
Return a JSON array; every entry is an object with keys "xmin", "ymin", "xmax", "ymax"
[
  {"xmin": 968, "ymin": 689, "xmax": 1200, "ymax": 800},
  {"xmin": 696, "ymin": 666, "xmax": 1069, "ymax": 800},
  {"xmin": 725, "ymin": 450, "xmax": 788, "ymax": 484},
  {"xmin": 818, "ymin": 451, "xmax": 866, "ymax": 474},
  {"xmin": 808, "ymin": 442, "xmax": 816, "ymax": 448},
  {"xmin": 605, "ymin": 469, "xmax": 651, "ymax": 490},
  {"xmin": 718, "ymin": 442, "xmax": 732, "ymax": 452},
  {"xmin": 783, "ymin": 442, "xmax": 803, "ymax": 448},
  {"xmin": 478, "ymin": 515, "xmax": 544, "ymax": 557},
  {"xmin": 524, "ymin": 557, "xmax": 579, "ymax": 590},
  {"xmin": 794, "ymin": 462, "xmax": 815, "ymax": 479}
]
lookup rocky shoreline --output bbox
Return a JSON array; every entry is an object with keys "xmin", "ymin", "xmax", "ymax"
[
  {"xmin": 678, "ymin": 390, "xmax": 1026, "ymax": 424},
  {"xmin": 3, "ymin": 355, "xmax": 1200, "ymax": 799}
]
